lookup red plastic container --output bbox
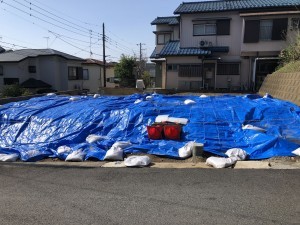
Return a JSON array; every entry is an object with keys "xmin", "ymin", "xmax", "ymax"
[
  {"xmin": 147, "ymin": 125, "xmax": 164, "ymax": 140},
  {"xmin": 164, "ymin": 124, "xmax": 182, "ymax": 140}
]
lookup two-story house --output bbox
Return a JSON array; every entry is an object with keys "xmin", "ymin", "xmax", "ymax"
[
  {"xmin": 0, "ymin": 48, "xmax": 85, "ymax": 92},
  {"xmin": 0, "ymin": 48, "xmax": 117, "ymax": 94},
  {"xmin": 151, "ymin": 0, "xmax": 300, "ymax": 91}
]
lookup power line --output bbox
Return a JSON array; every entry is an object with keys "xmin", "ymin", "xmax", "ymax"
[
  {"xmin": 29, "ymin": 0, "xmax": 100, "ymax": 28},
  {"xmin": 12, "ymin": 0, "xmax": 99, "ymax": 38},
  {"xmin": 23, "ymin": 0, "xmax": 101, "ymax": 36},
  {"xmin": 0, "ymin": 6, "xmax": 102, "ymax": 57},
  {"xmin": 1, "ymin": 0, "xmax": 99, "ymax": 40}
]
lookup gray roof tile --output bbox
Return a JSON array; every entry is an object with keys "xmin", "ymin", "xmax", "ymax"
[
  {"xmin": 158, "ymin": 41, "xmax": 211, "ymax": 57},
  {"xmin": 174, "ymin": 0, "xmax": 300, "ymax": 14},
  {"xmin": 0, "ymin": 49, "xmax": 83, "ymax": 62},
  {"xmin": 151, "ymin": 16, "xmax": 180, "ymax": 25}
]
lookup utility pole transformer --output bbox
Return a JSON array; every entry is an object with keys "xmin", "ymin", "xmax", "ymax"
[{"xmin": 102, "ymin": 23, "xmax": 106, "ymax": 87}]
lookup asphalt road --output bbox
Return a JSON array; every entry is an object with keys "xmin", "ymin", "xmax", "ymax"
[{"xmin": 0, "ymin": 165, "xmax": 299, "ymax": 225}]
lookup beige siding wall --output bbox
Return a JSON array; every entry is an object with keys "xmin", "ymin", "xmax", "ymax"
[
  {"xmin": 105, "ymin": 66, "xmax": 117, "ymax": 88},
  {"xmin": 241, "ymin": 15, "xmax": 296, "ymax": 54},
  {"xmin": 180, "ymin": 12, "xmax": 242, "ymax": 56},
  {"xmin": 82, "ymin": 64, "xmax": 101, "ymax": 93},
  {"xmin": 166, "ymin": 56, "xmax": 203, "ymax": 90}
]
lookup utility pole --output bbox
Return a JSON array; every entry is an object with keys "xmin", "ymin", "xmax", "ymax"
[
  {"xmin": 137, "ymin": 43, "xmax": 145, "ymax": 78},
  {"xmin": 44, "ymin": 37, "xmax": 49, "ymax": 48},
  {"xmin": 102, "ymin": 23, "xmax": 106, "ymax": 87}
]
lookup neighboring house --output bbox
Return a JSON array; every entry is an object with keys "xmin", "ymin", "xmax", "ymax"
[
  {"xmin": 82, "ymin": 59, "xmax": 118, "ymax": 91},
  {"xmin": 0, "ymin": 48, "xmax": 84, "ymax": 92},
  {"xmin": 150, "ymin": 0, "xmax": 300, "ymax": 91}
]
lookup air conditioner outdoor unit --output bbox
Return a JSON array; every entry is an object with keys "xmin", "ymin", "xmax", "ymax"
[{"xmin": 200, "ymin": 40, "xmax": 213, "ymax": 47}]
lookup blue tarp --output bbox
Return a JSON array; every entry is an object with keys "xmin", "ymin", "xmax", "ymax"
[{"xmin": 0, "ymin": 94, "xmax": 299, "ymax": 161}]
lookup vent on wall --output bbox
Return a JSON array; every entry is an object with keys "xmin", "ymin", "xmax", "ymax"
[{"xmin": 200, "ymin": 40, "xmax": 213, "ymax": 47}]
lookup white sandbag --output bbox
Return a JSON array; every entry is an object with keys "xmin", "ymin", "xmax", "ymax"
[
  {"xmin": 263, "ymin": 93, "xmax": 273, "ymax": 99},
  {"xmin": 225, "ymin": 148, "xmax": 247, "ymax": 161},
  {"xmin": 146, "ymin": 96, "xmax": 153, "ymax": 100},
  {"xmin": 167, "ymin": 117, "xmax": 188, "ymax": 125},
  {"xmin": 86, "ymin": 134, "xmax": 104, "ymax": 143},
  {"xmin": 112, "ymin": 141, "xmax": 132, "ymax": 149},
  {"xmin": 0, "ymin": 153, "xmax": 19, "ymax": 162},
  {"xmin": 46, "ymin": 93, "xmax": 56, "ymax": 96},
  {"xmin": 155, "ymin": 115, "xmax": 169, "ymax": 123},
  {"xmin": 292, "ymin": 147, "xmax": 300, "ymax": 156},
  {"xmin": 242, "ymin": 124, "xmax": 266, "ymax": 132},
  {"xmin": 57, "ymin": 146, "xmax": 72, "ymax": 154},
  {"xmin": 104, "ymin": 146, "xmax": 124, "ymax": 161},
  {"xmin": 134, "ymin": 99, "xmax": 143, "ymax": 104},
  {"xmin": 26, "ymin": 149, "xmax": 40, "ymax": 158},
  {"xmin": 184, "ymin": 99, "xmax": 196, "ymax": 105},
  {"xmin": 206, "ymin": 157, "xmax": 237, "ymax": 168},
  {"xmin": 178, "ymin": 141, "xmax": 194, "ymax": 158},
  {"xmin": 65, "ymin": 149, "xmax": 86, "ymax": 162},
  {"xmin": 69, "ymin": 97, "xmax": 79, "ymax": 101},
  {"xmin": 93, "ymin": 94, "xmax": 100, "ymax": 98},
  {"xmin": 200, "ymin": 94, "xmax": 208, "ymax": 98},
  {"xmin": 124, "ymin": 155, "xmax": 151, "ymax": 167}
]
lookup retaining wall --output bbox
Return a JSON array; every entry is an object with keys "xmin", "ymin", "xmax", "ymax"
[{"xmin": 259, "ymin": 72, "xmax": 300, "ymax": 106}]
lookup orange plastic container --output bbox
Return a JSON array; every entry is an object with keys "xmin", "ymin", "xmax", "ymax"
[{"xmin": 163, "ymin": 124, "xmax": 181, "ymax": 140}]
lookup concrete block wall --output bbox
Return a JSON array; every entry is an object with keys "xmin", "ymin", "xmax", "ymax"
[{"xmin": 259, "ymin": 72, "xmax": 300, "ymax": 106}]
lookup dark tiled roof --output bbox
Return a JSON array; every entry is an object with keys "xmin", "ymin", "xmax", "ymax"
[
  {"xmin": 159, "ymin": 41, "xmax": 211, "ymax": 57},
  {"xmin": 150, "ymin": 48, "xmax": 160, "ymax": 59},
  {"xmin": 21, "ymin": 78, "xmax": 52, "ymax": 88},
  {"xmin": 174, "ymin": 0, "xmax": 300, "ymax": 14},
  {"xmin": 0, "ymin": 49, "xmax": 83, "ymax": 62},
  {"xmin": 151, "ymin": 16, "xmax": 180, "ymax": 25}
]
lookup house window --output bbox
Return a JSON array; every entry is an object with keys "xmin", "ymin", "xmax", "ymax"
[
  {"xmin": 83, "ymin": 69, "xmax": 89, "ymax": 80},
  {"xmin": 0, "ymin": 65, "xmax": 3, "ymax": 75},
  {"xmin": 259, "ymin": 20, "xmax": 273, "ymax": 41},
  {"xmin": 291, "ymin": 18, "xmax": 300, "ymax": 30},
  {"xmin": 106, "ymin": 77, "xmax": 120, "ymax": 83},
  {"xmin": 244, "ymin": 18, "xmax": 288, "ymax": 43},
  {"xmin": 68, "ymin": 67, "xmax": 83, "ymax": 80},
  {"xmin": 179, "ymin": 65, "xmax": 202, "ymax": 77},
  {"xmin": 28, "ymin": 66, "xmax": 36, "ymax": 73},
  {"xmin": 157, "ymin": 33, "xmax": 171, "ymax": 45},
  {"xmin": 4, "ymin": 78, "xmax": 19, "ymax": 85},
  {"xmin": 194, "ymin": 23, "xmax": 216, "ymax": 36},
  {"xmin": 217, "ymin": 63, "xmax": 240, "ymax": 75},
  {"xmin": 167, "ymin": 64, "xmax": 178, "ymax": 71}
]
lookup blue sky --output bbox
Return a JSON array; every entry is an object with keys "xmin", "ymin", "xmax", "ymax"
[{"xmin": 0, "ymin": 0, "xmax": 201, "ymax": 62}]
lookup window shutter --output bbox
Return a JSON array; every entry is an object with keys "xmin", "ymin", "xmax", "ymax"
[
  {"xmin": 217, "ymin": 19, "xmax": 230, "ymax": 35},
  {"xmin": 272, "ymin": 18, "xmax": 288, "ymax": 40},
  {"xmin": 244, "ymin": 20, "xmax": 260, "ymax": 43}
]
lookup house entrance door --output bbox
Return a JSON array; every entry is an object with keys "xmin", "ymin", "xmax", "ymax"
[{"xmin": 203, "ymin": 63, "xmax": 215, "ymax": 90}]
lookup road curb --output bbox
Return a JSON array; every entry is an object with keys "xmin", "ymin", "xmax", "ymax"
[{"xmin": 1, "ymin": 160, "xmax": 300, "ymax": 169}]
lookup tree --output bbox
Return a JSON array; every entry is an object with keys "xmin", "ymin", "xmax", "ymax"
[
  {"xmin": 115, "ymin": 54, "xmax": 137, "ymax": 87},
  {"xmin": 1, "ymin": 84, "xmax": 24, "ymax": 97},
  {"xmin": 279, "ymin": 33, "xmax": 300, "ymax": 67},
  {"xmin": 142, "ymin": 71, "xmax": 151, "ymax": 88}
]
